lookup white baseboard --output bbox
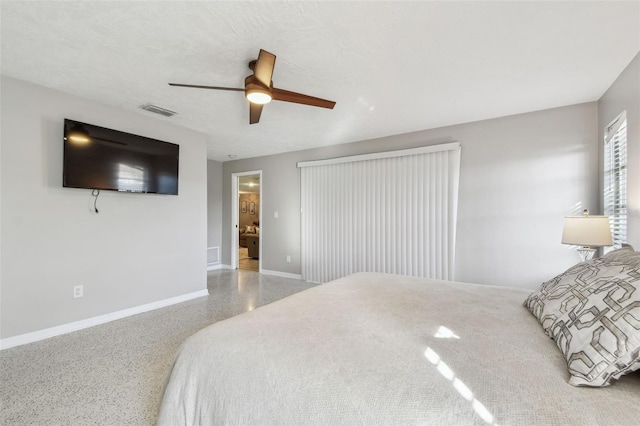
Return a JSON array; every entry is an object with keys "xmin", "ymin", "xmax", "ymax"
[
  {"xmin": 207, "ymin": 263, "xmax": 223, "ymax": 271},
  {"xmin": 208, "ymin": 263, "xmax": 233, "ymax": 271},
  {"xmin": 260, "ymin": 269, "xmax": 303, "ymax": 280},
  {"xmin": 0, "ymin": 289, "xmax": 209, "ymax": 350}
]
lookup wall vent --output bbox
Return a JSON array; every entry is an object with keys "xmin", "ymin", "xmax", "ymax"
[
  {"xmin": 140, "ymin": 103, "xmax": 177, "ymax": 117},
  {"xmin": 207, "ymin": 247, "xmax": 220, "ymax": 265}
]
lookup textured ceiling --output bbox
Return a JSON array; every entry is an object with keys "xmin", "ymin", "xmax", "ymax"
[{"xmin": 1, "ymin": 1, "xmax": 639, "ymax": 162}]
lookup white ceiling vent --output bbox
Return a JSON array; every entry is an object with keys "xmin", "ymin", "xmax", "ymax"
[{"xmin": 140, "ymin": 103, "xmax": 177, "ymax": 117}]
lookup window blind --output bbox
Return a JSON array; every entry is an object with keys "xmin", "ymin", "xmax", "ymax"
[
  {"xmin": 604, "ymin": 111, "xmax": 627, "ymax": 249},
  {"xmin": 298, "ymin": 143, "xmax": 461, "ymax": 283}
]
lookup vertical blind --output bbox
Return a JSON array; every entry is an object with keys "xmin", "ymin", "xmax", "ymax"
[
  {"xmin": 299, "ymin": 143, "xmax": 461, "ymax": 283},
  {"xmin": 604, "ymin": 111, "xmax": 627, "ymax": 249}
]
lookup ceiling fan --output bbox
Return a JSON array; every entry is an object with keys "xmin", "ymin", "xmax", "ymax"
[{"xmin": 169, "ymin": 49, "xmax": 336, "ymax": 124}]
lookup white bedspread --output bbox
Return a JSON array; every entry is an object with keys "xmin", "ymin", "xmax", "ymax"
[{"xmin": 158, "ymin": 273, "xmax": 640, "ymax": 425}]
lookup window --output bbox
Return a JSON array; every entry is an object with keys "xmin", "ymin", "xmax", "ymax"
[{"xmin": 603, "ymin": 111, "xmax": 627, "ymax": 249}]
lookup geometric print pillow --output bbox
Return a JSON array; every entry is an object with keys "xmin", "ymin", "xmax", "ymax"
[
  {"xmin": 550, "ymin": 266, "xmax": 640, "ymax": 386},
  {"xmin": 524, "ymin": 257, "xmax": 640, "ymax": 386},
  {"xmin": 603, "ymin": 245, "xmax": 640, "ymax": 268},
  {"xmin": 523, "ymin": 258, "xmax": 629, "ymax": 338}
]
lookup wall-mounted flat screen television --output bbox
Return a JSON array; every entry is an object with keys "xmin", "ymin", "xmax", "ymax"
[{"xmin": 63, "ymin": 119, "xmax": 179, "ymax": 195}]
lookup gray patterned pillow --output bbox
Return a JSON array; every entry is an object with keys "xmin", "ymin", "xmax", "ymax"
[
  {"xmin": 551, "ymin": 266, "xmax": 640, "ymax": 386},
  {"xmin": 603, "ymin": 245, "xmax": 640, "ymax": 268},
  {"xmin": 523, "ymin": 258, "xmax": 628, "ymax": 337}
]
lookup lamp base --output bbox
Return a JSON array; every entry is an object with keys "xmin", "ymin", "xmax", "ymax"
[{"xmin": 576, "ymin": 247, "xmax": 596, "ymax": 262}]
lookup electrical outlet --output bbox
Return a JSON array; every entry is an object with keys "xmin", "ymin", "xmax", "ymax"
[
  {"xmin": 274, "ymin": 211, "xmax": 279, "ymax": 219},
  {"xmin": 73, "ymin": 285, "xmax": 84, "ymax": 299},
  {"xmin": 286, "ymin": 255, "xmax": 291, "ymax": 263}
]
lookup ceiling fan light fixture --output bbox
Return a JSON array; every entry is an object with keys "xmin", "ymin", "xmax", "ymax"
[{"xmin": 246, "ymin": 88, "xmax": 272, "ymax": 105}]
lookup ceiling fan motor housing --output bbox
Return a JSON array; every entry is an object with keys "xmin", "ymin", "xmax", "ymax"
[{"xmin": 244, "ymin": 75, "xmax": 272, "ymax": 104}]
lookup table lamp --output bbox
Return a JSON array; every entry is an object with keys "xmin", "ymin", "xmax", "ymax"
[{"xmin": 562, "ymin": 209, "xmax": 613, "ymax": 262}]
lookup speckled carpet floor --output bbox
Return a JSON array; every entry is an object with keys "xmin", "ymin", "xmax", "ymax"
[{"xmin": 0, "ymin": 270, "xmax": 317, "ymax": 425}]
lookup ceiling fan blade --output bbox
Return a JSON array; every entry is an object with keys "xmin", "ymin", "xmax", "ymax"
[
  {"xmin": 253, "ymin": 49, "xmax": 276, "ymax": 87},
  {"xmin": 249, "ymin": 102, "xmax": 263, "ymax": 124},
  {"xmin": 272, "ymin": 88, "xmax": 336, "ymax": 109},
  {"xmin": 168, "ymin": 83, "xmax": 244, "ymax": 92}
]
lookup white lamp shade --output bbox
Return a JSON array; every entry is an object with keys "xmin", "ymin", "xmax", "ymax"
[{"xmin": 561, "ymin": 216, "xmax": 613, "ymax": 247}]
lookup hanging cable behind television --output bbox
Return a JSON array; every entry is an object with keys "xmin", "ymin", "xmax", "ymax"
[{"xmin": 92, "ymin": 189, "xmax": 100, "ymax": 214}]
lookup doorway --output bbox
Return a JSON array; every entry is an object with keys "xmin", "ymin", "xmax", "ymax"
[{"xmin": 232, "ymin": 171, "xmax": 262, "ymax": 272}]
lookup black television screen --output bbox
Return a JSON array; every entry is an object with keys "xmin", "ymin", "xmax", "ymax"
[{"xmin": 63, "ymin": 119, "xmax": 179, "ymax": 195}]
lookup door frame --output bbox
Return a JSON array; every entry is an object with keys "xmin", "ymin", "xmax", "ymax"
[{"xmin": 231, "ymin": 170, "xmax": 263, "ymax": 271}]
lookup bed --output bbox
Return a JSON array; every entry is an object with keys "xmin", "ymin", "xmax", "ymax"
[{"xmin": 158, "ymin": 250, "xmax": 640, "ymax": 425}]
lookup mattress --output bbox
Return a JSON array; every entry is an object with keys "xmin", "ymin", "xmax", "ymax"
[{"xmin": 158, "ymin": 272, "xmax": 640, "ymax": 425}]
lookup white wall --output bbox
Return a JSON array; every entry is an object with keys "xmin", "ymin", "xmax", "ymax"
[
  {"xmin": 598, "ymin": 52, "xmax": 639, "ymax": 248},
  {"xmin": 207, "ymin": 159, "xmax": 223, "ymax": 263},
  {"xmin": 0, "ymin": 77, "xmax": 208, "ymax": 339},
  {"xmin": 222, "ymin": 102, "xmax": 599, "ymax": 288}
]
